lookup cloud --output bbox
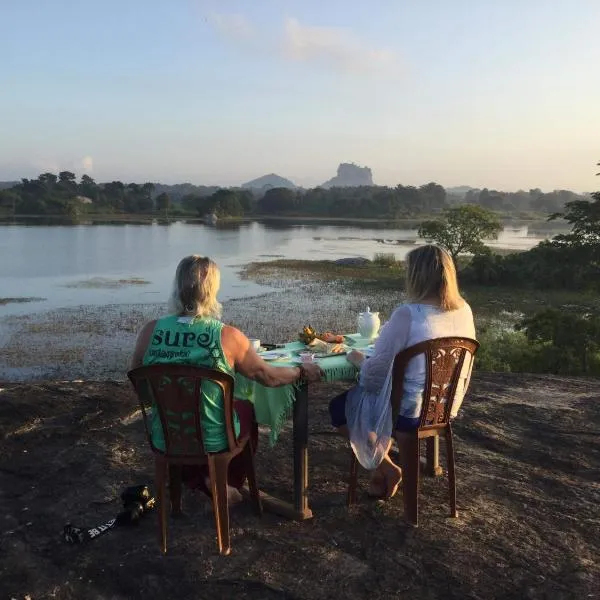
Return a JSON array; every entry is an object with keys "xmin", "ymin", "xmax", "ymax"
[
  {"xmin": 206, "ymin": 12, "xmax": 394, "ymax": 75},
  {"xmin": 282, "ymin": 18, "xmax": 394, "ymax": 73},
  {"xmin": 81, "ymin": 156, "xmax": 93, "ymax": 172}
]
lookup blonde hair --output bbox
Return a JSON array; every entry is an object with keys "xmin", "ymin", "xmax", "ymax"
[
  {"xmin": 168, "ymin": 255, "xmax": 222, "ymax": 319},
  {"xmin": 405, "ymin": 245, "xmax": 464, "ymax": 311}
]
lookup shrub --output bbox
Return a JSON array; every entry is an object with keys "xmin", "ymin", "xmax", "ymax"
[
  {"xmin": 373, "ymin": 252, "xmax": 397, "ymax": 267},
  {"xmin": 475, "ymin": 326, "xmax": 536, "ymax": 372}
]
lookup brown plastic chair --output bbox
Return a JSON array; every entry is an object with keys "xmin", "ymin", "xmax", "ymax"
[
  {"xmin": 127, "ymin": 364, "xmax": 262, "ymax": 555},
  {"xmin": 347, "ymin": 337, "xmax": 479, "ymax": 526}
]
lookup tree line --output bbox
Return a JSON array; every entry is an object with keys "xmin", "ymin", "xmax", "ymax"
[
  {"xmin": 0, "ymin": 171, "xmax": 587, "ymax": 218},
  {"xmin": 415, "ymin": 162, "xmax": 600, "ymax": 375}
]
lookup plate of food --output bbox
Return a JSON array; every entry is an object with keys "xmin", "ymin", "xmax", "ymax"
[
  {"xmin": 310, "ymin": 342, "xmax": 348, "ymax": 358},
  {"xmin": 298, "ymin": 326, "xmax": 344, "ymax": 345},
  {"xmin": 259, "ymin": 351, "xmax": 290, "ymax": 361}
]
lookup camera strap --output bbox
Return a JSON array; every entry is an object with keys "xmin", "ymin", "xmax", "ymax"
[
  {"xmin": 62, "ymin": 484, "xmax": 155, "ymax": 544},
  {"xmin": 63, "ymin": 518, "xmax": 117, "ymax": 544}
]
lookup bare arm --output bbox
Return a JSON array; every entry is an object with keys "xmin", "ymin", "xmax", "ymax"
[
  {"xmin": 222, "ymin": 325, "xmax": 321, "ymax": 385},
  {"xmin": 130, "ymin": 320, "xmax": 157, "ymax": 370}
]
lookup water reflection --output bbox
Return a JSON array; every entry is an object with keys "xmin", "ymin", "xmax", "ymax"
[{"xmin": 0, "ymin": 218, "xmax": 569, "ymax": 316}]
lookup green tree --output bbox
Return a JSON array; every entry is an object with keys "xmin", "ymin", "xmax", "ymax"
[
  {"xmin": 208, "ymin": 189, "xmax": 243, "ymax": 216},
  {"xmin": 258, "ymin": 187, "xmax": 297, "ymax": 214},
  {"xmin": 550, "ymin": 193, "xmax": 600, "ymax": 250},
  {"xmin": 517, "ymin": 309, "xmax": 600, "ymax": 374},
  {"xmin": 79, "ymin": 174, "xmax": 98, "ymax": 201},
  {"xmin": 57, "ymin": 171, "xmax": 77, "ymax": 196},
  {"xmin": 418, "ymin": 205, "xmax": 502, "ymax": 263},
  {"xmin": 155, "ymin": 192, "xmax": 170, "ymax": 217},
  {"xmin": 38, "ymin": 172, "xmax": 58, "ymax": 190},
  {"xmin": 0, "ymin": 189, "xmax": 19, "ymax": 213}
]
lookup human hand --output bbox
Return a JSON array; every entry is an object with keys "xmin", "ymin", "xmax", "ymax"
[
  {"xmin": 301, "ymin": 362, "xmax": 324, "ymax": 383},
  {"xmin": 346, "ymin": 350, "xmax": 365, "ymax": 368}
]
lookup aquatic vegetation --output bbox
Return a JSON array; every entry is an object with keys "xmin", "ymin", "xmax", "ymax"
[
  {"xmin": 64, "ymin": 277, "xmax": 150, "ymax": 289},
  {"xmin": 0, "ymin": 297, "xmax": 46, "ymax": 305}
]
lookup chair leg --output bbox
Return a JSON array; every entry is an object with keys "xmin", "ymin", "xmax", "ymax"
[
  {"xmin": 397, "ymin": 432, "xmax": 420, "ymax": 527},
  {"xmin": 446, "ymin": 425, "xmax": 458, "ymax": 518},
  {"xmin": 169, "ymin": 465, "xmax": 183, "ymax": 516},
  {"xmin": 242, "ymin": 441, "xmax": 263, "ymax": 516},
  {"xmin": 154, "ymin": 457, "xmax": 168, "ymax": 554},
  {"xmin": 347, "ymin": 451, "xmax": 358, "ymax": 507},
  {"xmin": 208, "ymin": 454, "xmax": 232, "ymax": 556}
]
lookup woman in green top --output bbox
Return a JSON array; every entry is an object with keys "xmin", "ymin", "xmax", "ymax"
[{"xmin": 131, "ymin": 255, "xmax": 322, "ymax": 502}]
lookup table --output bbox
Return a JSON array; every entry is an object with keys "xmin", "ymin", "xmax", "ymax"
[{"xmin": 238, "ymin": 335, "xmax": 441, "ymax": 520}]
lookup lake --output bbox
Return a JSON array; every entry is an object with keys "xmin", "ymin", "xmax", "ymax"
[{"xmin": 0, "ymin": 219, "xmax": 559, "ymax": 316}]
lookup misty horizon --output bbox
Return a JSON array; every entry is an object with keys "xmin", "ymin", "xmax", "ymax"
[{"xmin": 1, "ymin": 1, "xmax": 599, "ymax": 194}]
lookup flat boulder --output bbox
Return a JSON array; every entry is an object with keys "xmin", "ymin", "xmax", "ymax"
[{"xmin": 334, "ymin": 257, "xmax": 370, "ymax": 266}]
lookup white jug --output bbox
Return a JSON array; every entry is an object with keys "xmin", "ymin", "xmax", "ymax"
[{"xmin": 358, "ymin": 307, "xmax": 380, "ymax": 340}]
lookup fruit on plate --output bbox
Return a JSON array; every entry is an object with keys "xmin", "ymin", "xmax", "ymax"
[
  {"xmin": 330, "ymin": 343, "xmax": 345, "ymax": 354},
  {"xmin": 298, "ymin": 325, "xmax": 318, "ymax": 344},
  {"xmin": 318, "ymin": 331, "xmax": 344, "ymax": 344}
]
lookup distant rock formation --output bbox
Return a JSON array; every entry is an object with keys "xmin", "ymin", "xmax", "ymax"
[
  {"xmin": 321, "ymin": 163, "xmax": 373, "ymax": 188},
  {"xmin": 242, "ymin": 173, "xmax": 296, "ymax": 190}
]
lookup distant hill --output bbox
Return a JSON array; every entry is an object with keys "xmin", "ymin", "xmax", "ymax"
[
  {"xmin": 321, "ymin": 163, "xmax": 373, "ymax": 188},
  {"xmin": 242, "ymin": 174, "xmax": 296, "ymax": 190},
  {"xmin": 0, "ymin": 181, "xmax": 18, "ymax": 190},
  {"xmin": 446, "ymin": 185, "xmax": 478, "ymax": 197}
]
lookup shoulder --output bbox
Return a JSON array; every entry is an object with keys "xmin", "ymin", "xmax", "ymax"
[
  {"xmin": 221, "ymin": 324, "xmax": 248, "ymax": 345},
  {"xmin": 458, "ymin": 301, "xmax": 473, "ymax": 316},
  {"xmin": 385, "ymin": 304, "xmax": 412, "ymax": 330},
  {"xmin": 391, "ymin": 304, "xmax": 413, "ymax": 321}
]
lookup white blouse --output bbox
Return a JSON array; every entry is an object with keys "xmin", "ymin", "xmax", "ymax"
[{"xmin": 359, "ymin": 302, "xmax": 476, "ymax": 418}]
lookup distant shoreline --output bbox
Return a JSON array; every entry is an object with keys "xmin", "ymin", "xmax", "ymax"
[{"xmin": 0, "ymin": 212, "xmax": 567, "ymax": 229}]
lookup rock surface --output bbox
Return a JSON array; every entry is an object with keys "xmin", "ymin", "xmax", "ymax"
[
  {"xmin": 0, "ymin": 373, "xmax": 597, "ymax": 599},
  {"xmin": 321, "ymin": 163, "xmax": 374, "ymax": 188}
]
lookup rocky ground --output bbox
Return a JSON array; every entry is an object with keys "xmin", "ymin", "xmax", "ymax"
[{"xmin": 0, "ymin": 373, "xmax": 598, "ymax": 600}]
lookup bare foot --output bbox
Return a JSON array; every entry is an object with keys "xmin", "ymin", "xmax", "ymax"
[
  {"xmin": 226, "ymin": 485, "xmax": 243, "ymax": 504},
  {"xmin": 368, "ymin": 464, "xmax": 402, "ymax": 500},
  {"xmin": 380, "ymin": 463, "xmax": 402, "ymax": 499},
  {"xmin": 203, "ymin": 476, "xmax": 243, "ymax": 504}
]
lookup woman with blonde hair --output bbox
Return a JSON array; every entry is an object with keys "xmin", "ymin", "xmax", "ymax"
[
  {"xmin": 329, "ymin": 244, "xmax": 476, "ymax": 499},
  {"xmin": 131, "ymin": 255, "xmax": 323, "ymax": 501}
]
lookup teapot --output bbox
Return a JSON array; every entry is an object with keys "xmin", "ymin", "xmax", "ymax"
[{"xmin": 358, "ymin": 307, "xmax": 380, "ymax": 340}]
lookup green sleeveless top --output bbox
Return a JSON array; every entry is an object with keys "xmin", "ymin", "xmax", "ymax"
[{"xmin": 142, "ymin": 315, "xmax": 240, "ymax": 453}]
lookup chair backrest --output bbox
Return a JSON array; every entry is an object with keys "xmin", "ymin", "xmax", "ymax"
[
  {"xmin": 390, "ymin": 337, "xmax": 479, "ymax": 431},
  {"xmin": 127, "ymin": 364, "xmax": 238, "ymax": 459}
]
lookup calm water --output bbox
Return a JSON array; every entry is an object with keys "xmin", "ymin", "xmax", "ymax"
[{"xmin": 0, "ymin": 219, "xmax": 557, "ymax": 316}]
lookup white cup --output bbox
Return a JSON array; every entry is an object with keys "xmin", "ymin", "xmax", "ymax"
[
  {"xmin": 250, "ymin": 338, "xmax": 261, "ymax": 350},
  {"xmin": 299, "ymin": 351, "xmax": 315, "ymax": 363}
]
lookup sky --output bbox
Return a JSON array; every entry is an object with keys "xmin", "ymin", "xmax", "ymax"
[{"xmin": 0, "ymin": 0, "xmax": 599, "ymax": 192}]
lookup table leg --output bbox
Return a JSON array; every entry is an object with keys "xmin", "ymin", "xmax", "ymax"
[
  {"xmin": 241, "ymin": 382, "xmax": 313, "ymax": 521},
  {"xmin": 292, "ymin": 383, "xmax": 313, "ymax": 519},
  {"xmin": 425, "ymin": 435, "xmax": 443, "ymax": 477}
]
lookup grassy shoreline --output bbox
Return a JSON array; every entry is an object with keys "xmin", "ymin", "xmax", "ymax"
[
  {"xmin": 242, "ymin": 258, "xmax": 599, "ymax": 318},
  {"xmin": 1, "ymin": 257, "xmax": 597, "ymax": 381}
]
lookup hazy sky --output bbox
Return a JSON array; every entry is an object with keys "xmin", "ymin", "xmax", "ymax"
[{"xmin": 1, "ymin": 0, "xmax": 599, "ymax": 191}]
